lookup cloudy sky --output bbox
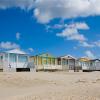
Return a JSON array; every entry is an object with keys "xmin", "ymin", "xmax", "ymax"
[{"xmin": 0, "ymin": 0, "xmax": 100, "ymax": 58}]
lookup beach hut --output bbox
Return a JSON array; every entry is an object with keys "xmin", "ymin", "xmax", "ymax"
[
  {"xmin": 30, "ymin": 53, "xmax": 62, "ymax": 71},
  {"xmin": 57, "ymin": 55, "xmax": 77, "ymax": 72},
  {"xmin": 78, "ymin": 57, "xmax": 100, "ymax": 71},
  {"xmin": 0, "ymin": 49, "xmax": 35, "ymax": 72},
  {"xmin": 89, "ymin": 59, "xmax": 100, "ymax": 71},
  {"xmin": 78, "ymin": 57, "xmax": 91, "ymax": 72}
]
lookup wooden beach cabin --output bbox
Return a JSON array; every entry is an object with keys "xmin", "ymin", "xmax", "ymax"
[
  {"xmin": 0, "ymin": 49, "xmax": 35, "ymax": 72},
  {"xmin": 78, "ymin": 57, "xmax": 100, "ymax": 71},
  {"xmin": 89, "ymin": 59, "xmax": 100, "ymax": 71},
  {"xmin": 78, "ymin": 57, "xmax": 91, "ymax": 72},
  {"xmin": 30, "ymin": 53, "xmax": 62, "ymax": 71},
  {"xmin": 57, "ymin": 55, "xmax": 77, "ymax": 72}
]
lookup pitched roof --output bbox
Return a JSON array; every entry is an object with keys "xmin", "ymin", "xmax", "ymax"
[
  {"xmin": 31, "ymin": 53, "xmax": 56, "ymax": 58},
  {"xmin": 78, "ymin": 57, "xmax": 91, "ymax": 62},
  {"xmin": 5, "ymin": 49, "xmax": 27, "ymax": 55},
  {"xmin": 60, "ymin": 55, "xmax": 76, "ymax": 60},
  {"xmin": 90, "ymin": 59, "xmax": 100, "ymax": 62}
]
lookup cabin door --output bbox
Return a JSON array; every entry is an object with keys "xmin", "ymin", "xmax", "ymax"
[
  {"xmin": 9, "ymin": 54, "xmax": 17, "ymax": 68},
  {"xmin": 18, "ymin": 55, "xmax": 28, "ymax": 68},
  {"xmin": 62, "ymin": 59, "xmax": 68, "ymax": 71}
]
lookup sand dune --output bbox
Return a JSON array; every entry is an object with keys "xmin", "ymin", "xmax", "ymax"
[{"xmin": 0, "ymin": 72, "xmax": 100, "ymax": 100}]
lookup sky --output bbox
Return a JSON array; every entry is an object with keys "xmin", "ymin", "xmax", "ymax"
[{"xmin": 0, "ymin": 0, "xmax": 100, "ymax": 58}]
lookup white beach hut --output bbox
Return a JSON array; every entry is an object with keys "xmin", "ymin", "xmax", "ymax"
[
  {"xmin": 62, "ymin": 55, "xmax": 76, "ymax": 71},
  {"xmin": 0, "ymin": 49, "xmax": 35, "ymax": 72},
  {"xmin": 57, "ymin": 55, "xmax": 77, "ymax": 71}
]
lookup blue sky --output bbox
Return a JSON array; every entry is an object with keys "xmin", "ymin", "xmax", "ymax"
[{"xmin": 0, "ymin": 0, "xmax": 100, "ymax": 58}]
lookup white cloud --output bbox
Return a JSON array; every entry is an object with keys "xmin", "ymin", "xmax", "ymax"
[
  {"xmin": 0, "ymin": 0, "xmax": 34, "ymax": 10},
  {"xmin": 57, "ymin": 27, "xmax": 86, "ymax": 41},
  {"xmin": 85, "ymin": 50, "xmax": 95, "ymax": 59},
  {"xmin": 56, "ymin": 22, "xmax": 88, "ymax": 42},
  {"xmin": 51, "ymin": 24, "xmax": 67, "ymax": 29},
  {"xmin": 68, "ymin": 22, "xmax": 89, "ymax": 30},
  {"xmin": 0, "ymin": 41, "xmax": 20, "ymax": 49},
  {"xmin": 28, "ymin": 48, "xmax": 34, "ymax": 52},
  {"xmin": 94, "ymin": 40, "xmax": 100, "ymax": 47},
  {"xmin": 80, "ymin": 41, "xmax": 94, "ymax": 48},
  {"xmin": 79, "ymin": 40, "xmax": 100, "ymax": 48},
  {"xmin": 34, "ymin": 0, "xmax": 100, "ymax": 23},
  {"xmin": 0, "ymin": 0, "xmax": 100, "ymax": 23},
  {"xmin": 16, "ymin": 32, "xmax": 20, "ymax": 40},
  {"xmin": 46, "ymin": 24, "xmax": 67, "ymax": 32}
]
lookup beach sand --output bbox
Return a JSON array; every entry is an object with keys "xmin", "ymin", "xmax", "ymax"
[{"xmin": 0, "ymin": 72, "xmax": 100, "ymax": 100}]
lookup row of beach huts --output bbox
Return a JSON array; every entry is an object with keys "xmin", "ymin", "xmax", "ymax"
[{"xmin": 0, "ymin": 49, "xmax": 100, "ymax": 72}]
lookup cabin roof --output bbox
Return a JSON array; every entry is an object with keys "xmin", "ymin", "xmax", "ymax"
[
  {"xmin": 90, "ymin": 59, "xmax": 100, "ymax": 62},
  {"xmin": 78, "ymin": 56, "xmax": 91, "ymax": 62},
  {"xmin": 31, "ymin": 53, "xmax": 56, "ymax": 58},
  {"xmin": 60, "ymin": 55, "xmax": 76, "ymax": 60},
  {"xmin": 5, "ymin": 49, "xmax": 27, "ymax": 55}
]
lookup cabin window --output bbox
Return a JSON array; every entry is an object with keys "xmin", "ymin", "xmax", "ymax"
[
  {"xmin": 38, "ymin": 57, "xmax": 42, "ymax": 65},
  {"xmin": 69, "ymin": 60, "xmax": 75, "ymax": 65},
  {"xmin": 5, "ymin": 54, "xmax": 8, "ymax": 61},
  {"xmin": 51, "ymin": 58, "xmax": 55, "ymax": 65},
  {"xmin": 18, "ymin": 55, "xmax": 28, "ymax": 62},
  {"xmin": 0, "ymin": 56, "xmax": 3, "ymax": 61},
  {"xmin": 34, "ymin": 57, "xmax": 37, "ymax": 65},
  {"xmin": 48, "ymin": 58, "xmax": 51, "ymax": 65},
  {"xmin": 42, "ymin": 58, "xmax": 47, "ymax": 64},
  {"xmin": 62, "ymin": 60, "xmax": 65, "ymax": 65},
  {"xmin": 9, "ymin": 54, "xmax": 17, "ymax": 62},
  {"xmin": 57, "ymin": 59, "xmax": 61, "ymax": 65},
  {"xmin": 62, "ymin": 59, "xmax": 68, "ymax": 65}
]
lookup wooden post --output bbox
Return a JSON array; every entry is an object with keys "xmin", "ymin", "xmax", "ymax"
[
  {"xmin": 46, "ymin": 57, "xmax": 48, "ymax": 65},
  {"xmin": 61, "ymin": 58, "xmax": 62, "ymax": 65},
  {"xmin": 36, "ymin": 56, "xmax": 38, "ymax": 65},
  {"xmin": 8, "ymin": 53, "xmax": 9, "ymax": 67},
  {"xmin": 50, "ymin": 58, "xmax": 52, "ymax": 65},
  {"xmin": 41, "ymin": 57, "xmax": 42, "ymax": 65},
  {"xmin": 55, "ymin": 58, "xmax": 57, "ymax": 65}
]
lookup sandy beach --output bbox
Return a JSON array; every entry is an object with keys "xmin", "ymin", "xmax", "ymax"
[{"xmin": 0, "ymin": 72, "xmax": 100, "ymax": 100}]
